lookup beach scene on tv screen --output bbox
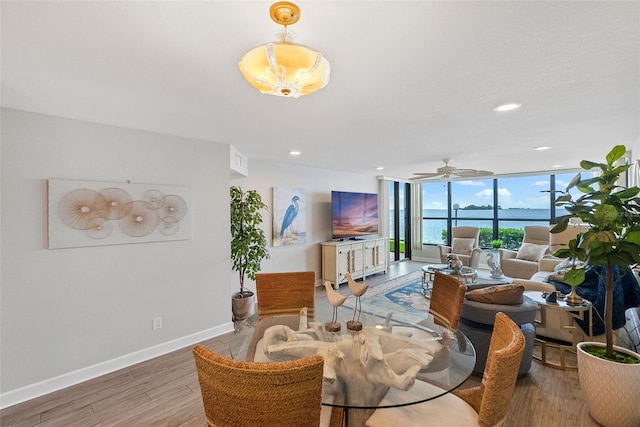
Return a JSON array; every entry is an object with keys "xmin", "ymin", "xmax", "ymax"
[{"xmin": 332, "ymin": 192, "xmax": 378, "ymax": 238}]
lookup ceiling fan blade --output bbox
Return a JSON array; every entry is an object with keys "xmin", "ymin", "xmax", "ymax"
[
  {"xmin": 412, "ymin": 161, "xmax": 493, "ymax": 181},
  {"xmin": 412, "ymin": 172, "xmax": 441, "ymax": 177},
  {"xmin": 452, "ymin": 169, "xmax": 494, "ymax": 177},
  {"xmin": 410, "ymin": 173, "xmax": 445, "ymax": 181}
]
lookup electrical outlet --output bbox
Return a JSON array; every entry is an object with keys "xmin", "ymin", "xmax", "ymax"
[{"xmin": 152, "ymin": 317, "xmax": 162, "ymax": 330}]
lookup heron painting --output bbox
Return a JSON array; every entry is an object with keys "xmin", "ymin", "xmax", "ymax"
[{"xmin": 272, "ymin": 187, "xmax": 306, "ymax": 246}]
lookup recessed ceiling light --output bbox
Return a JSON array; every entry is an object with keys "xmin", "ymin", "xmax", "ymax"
[
  {"xmin": 376, "ymin": 166, "xmax": 385, "ymax": 171},
  {"xmin": 552, "ymin": 164, "xmax": 563, "ymax": 168},
  {"xmin": 494, "ymin": 102, "xmax": 522, "ymax": 112},
  {"xmin": 289, "ymin": 150, "xmax": 301, "ymax": 156},
  {"xmin": 534, "ymin": 146, "xmax": 552, "ymax": 151}
]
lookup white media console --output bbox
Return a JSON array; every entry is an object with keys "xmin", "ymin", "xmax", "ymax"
[{"xmin": 321, "ymin": 237, "xmax": 389, "ymax": 288}]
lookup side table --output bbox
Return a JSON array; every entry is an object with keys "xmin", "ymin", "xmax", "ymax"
[
  {"xmin": 421, "ymin": 264, "xmax": 478, "ymax": 298},
  {"xmin": 524, "ymin": 290, "xmax": 593, "ymax": 369}
]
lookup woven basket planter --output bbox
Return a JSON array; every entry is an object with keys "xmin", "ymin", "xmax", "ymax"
[{"xmin": 232, "ymin": 291, "xmax": 255, "ymax": 321}]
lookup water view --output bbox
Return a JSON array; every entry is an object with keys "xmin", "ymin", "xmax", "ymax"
[{"xmin": 391, "ymin": 208, "xmax": 560, "ymax": 246}]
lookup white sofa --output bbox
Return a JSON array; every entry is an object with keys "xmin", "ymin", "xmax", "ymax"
[
  {"xmin": 500, "ymin": 224, "xmax": 591, "ymax": 280},
  {"xmin": 513, "ymin": 255, "xmax": 607, "ymax": 343}
]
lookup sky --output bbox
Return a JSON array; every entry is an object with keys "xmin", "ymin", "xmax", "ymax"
[{"xmin": 419, "ymin": 171, "xmax": 585, "ymax": 210}]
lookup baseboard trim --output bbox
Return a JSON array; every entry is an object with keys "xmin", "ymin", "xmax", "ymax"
[{"xmin": 0, "ymin": 322, "xmax": 233, "ymax": 409}]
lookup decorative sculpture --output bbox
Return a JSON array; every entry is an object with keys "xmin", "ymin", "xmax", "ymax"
[
  {"xmin": 446, "ymin": 254, "xmax": 463, "ymax": 274},
  {"xmin": 486, "ymin": 250, "xmax": 504, "ymax": 278},
  {"xmin": 323, "ymin": 280, "xmax": 347, "ymax": 332},
  {"xmin": 254, "ymin": 312, "xmax": 441, "ymax": 410},
  {"xmin": 346, "ymin": 273, "xmax": 369, "ymax": 331}
]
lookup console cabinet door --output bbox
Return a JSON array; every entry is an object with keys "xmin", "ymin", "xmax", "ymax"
[
  {"xmin": 373, "ymin": 238, "xmax": 388, "ymax": 273},
  {"xmin": 336, "ymin": 245, "xmax": 352, "ymax": 284},
  {"xmin": 348, "ymin": 243, "xmax": 364, "ymax": 281},
  {"xmin": 365, "ymin": 239, "xmax": 388, "ymax": 275},
  {"xmin": 364, "ymin": 241, "xmax": 377, "ymax": 274}
]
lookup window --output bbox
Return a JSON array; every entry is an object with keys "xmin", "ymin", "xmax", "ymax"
[
  {"xmin": 389, "ymin": 181, "xmax": 411, "ymax": 261},
  {"xmin": 553, "ymin": 172, "xmax": 585, "ymax": 219},
  {"xmin": 496, "ymin": 175, "xmax": 551, "ymax": 249},
  {"xmin": 420, "ymin": 171, "xmax": 591, "ymax": 249},
  {"xmin": 421, "ymin": 181, "xmax": 448, "ymax": 245}
]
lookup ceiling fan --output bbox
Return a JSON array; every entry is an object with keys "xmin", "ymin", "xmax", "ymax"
[{"xmin": 412, "ymin": 159, "xmax": 494, "ymax": 180}]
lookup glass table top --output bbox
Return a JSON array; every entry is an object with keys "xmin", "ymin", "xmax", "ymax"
[{"xmin": 230, "ymin": 304, "xmax": 476, "ymax": 411}]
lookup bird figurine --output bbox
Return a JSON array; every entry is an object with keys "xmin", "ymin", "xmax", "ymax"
[
  {"xmin": 279, "ymin": 195, "xmax": 300, "ymax": 238},
  {"xmin": 323, "ymin": 280, "xmax": 347, "ymax": 332},
  {"xmin": 346, "ymin": 272, "xmax": 369, "ymax": 331}
]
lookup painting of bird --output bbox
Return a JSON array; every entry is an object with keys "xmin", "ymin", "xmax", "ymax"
[
  {"xmin": 280, "ymin": 195, "xmax": 300, "ymax": 238},
  {"xmin": 273, "ymin": 188, "xmax": 306, "ymax": 246}
]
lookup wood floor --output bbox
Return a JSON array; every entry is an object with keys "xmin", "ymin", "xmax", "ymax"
[{"xmin": 0, "ymin": 261, "xmax": 600, "ymax": 426}]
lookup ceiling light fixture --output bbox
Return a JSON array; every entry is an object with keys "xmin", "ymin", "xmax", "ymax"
[
  {"xmin": 493, "ymin": 102, "xmax": 522, "ymax": 112},
  {"xmin": 289, "ymin": 150, "xmax": 301, "ymax": 156},
  {"xmin": 238, "ymin": 2, "xmax": 330, "ymax": 98},
  {"xmin": 534, "ymin": 145, "xmax": 551, "ymax": 151}
]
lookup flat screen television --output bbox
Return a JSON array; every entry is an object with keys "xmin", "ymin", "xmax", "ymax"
[{"xmin": 331, "ymin": 190, "xmax": 379, "ymax": 240}]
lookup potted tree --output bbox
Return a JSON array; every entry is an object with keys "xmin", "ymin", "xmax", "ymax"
[
  {"xmin": 550, "ymin": 145, "xmax": 640, "ymax": 427},
  {"xmin": 230, "ymin": 186, "xmax": 269, "ymax": 320}
]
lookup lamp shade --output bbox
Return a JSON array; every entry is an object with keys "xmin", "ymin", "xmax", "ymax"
[{"xmin": 239, "ymin": 40, "xmax": 330, "ymax": 98}]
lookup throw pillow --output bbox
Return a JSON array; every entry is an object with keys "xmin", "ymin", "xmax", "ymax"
[
  {"xmin": 550, "ymin": 258, "xmax": 585, "ymax": 282},
  {"xmin": 516, "ymin": 242, "xmax": 549, "ymax": 262},
  {"xmin": 451, "ymin": 238, "xmax": 475, "ymax": 256},
  {"xmin": 465, "ymin": 284, "xmax": 525, "ymax": 305}
]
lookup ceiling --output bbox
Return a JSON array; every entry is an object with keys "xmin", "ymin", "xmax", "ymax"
[{"xmin": 2, "ymin": 1, "xmax": 639, "ymax": 181}]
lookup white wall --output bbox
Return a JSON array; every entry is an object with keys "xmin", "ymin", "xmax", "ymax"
[
  {"xmin": 229, "ymin": 159, "xmax": 380, "ymax": 293},
  {"xmin": 0, "ymin": 109, "xmax": 384, "ymax": 408},
  {"xmin": 0, "ymin": 109, "xmax": 232, "ymax": 406}
]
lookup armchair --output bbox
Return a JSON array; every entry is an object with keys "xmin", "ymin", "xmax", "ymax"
[
  {"xmin": 438, "ymin": 226, "xmax": 482, "ymax": 268},
  {"xmin": 499, "ymin": 225, "xmax": 550, "ymax": 279}
]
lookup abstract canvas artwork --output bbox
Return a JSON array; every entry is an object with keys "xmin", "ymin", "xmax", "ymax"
[
  {"xmin": 48, "ymin": 179, "xmax": 191, "ymax": 249},
  {"xmin": 272, "ymin": 187, "xmax": 305, "ymax": 246}
]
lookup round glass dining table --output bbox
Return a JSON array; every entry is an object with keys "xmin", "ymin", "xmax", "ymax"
[{"xmin": 230, "ymin": 305, "xmax": 476, "ymax": 427}]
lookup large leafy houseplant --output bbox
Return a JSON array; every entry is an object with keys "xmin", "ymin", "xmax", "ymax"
[
  {"xmin": 550, "ymin": 145, "xmax": 640, "ymax": 361},
  {"xmin": 230, "ymin": 186, "xmax": 269, "ymax": 299}
]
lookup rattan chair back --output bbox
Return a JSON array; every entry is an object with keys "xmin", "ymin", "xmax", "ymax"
[
  {"xmin": 476, "ymin": 312, "xmax": 526, "ymax": 426},
  {"xmin": 255, "ymin": 271, "xmax": 315, "ymax": 319},
  {"xmin": 193, "ymin": 345, "xmax": 324, "ymax": 427},
  {"xmin": 429, "ymin": 271, "xmax": 467, "ymax": 331}
]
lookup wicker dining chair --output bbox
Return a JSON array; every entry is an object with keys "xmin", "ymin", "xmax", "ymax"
[
  {"xmin": 193, "ymin": 345, "xmax": 324, "ymax": 427},
  {"xmin": 429, "ymin": 271, "xmax": 467, "ymax": 332},
  {"xmin": 365, "ymin": 312, "xmax": 525, "ymax": 427},
  {"xmin": 255, "ymin": 271, "xmax": 316, "ymax": 320}
]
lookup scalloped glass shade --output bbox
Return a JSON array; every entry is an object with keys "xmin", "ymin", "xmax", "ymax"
[{"xmin": 239, "ymin": 41, "xmax": 330, "ymax": 98}]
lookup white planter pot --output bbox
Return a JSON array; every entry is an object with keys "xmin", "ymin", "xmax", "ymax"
[{"xmin": 577, "ymin": 342, "xmax": 640, "ymax": 427}]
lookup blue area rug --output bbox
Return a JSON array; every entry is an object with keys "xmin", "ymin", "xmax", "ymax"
[
  {"xmin": 343, "ymin": 271, "xmax": 429, "ymax": 325},
  {"xmin": 342, "ymin": 270, "xmax": 512, "ymax": 325}
]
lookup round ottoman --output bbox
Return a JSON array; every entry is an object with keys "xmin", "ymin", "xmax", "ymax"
[{"xmin": 459, "ymin": 295, "xmax": 538, "ymax": 375}]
